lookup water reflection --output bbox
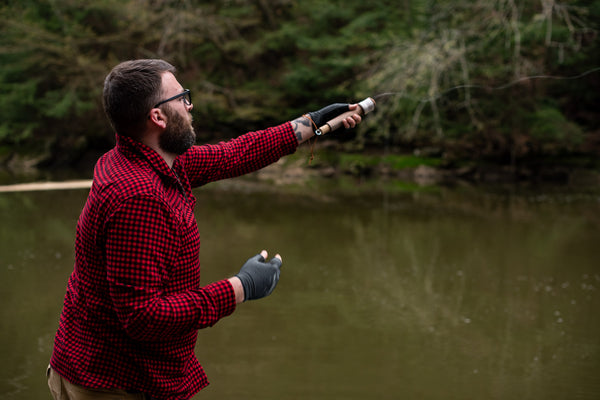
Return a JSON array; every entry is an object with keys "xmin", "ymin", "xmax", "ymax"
[{"xmin": 0, "ymin": 182, "xmax": 598, "ymax": 399}]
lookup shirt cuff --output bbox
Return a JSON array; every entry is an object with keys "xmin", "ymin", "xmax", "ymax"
[
  {"xmin": 203, "ymin": 279, "xmax": 237, "ymax": 321},
  {"xmin": 281, "ymin": 121, "xmax": 299, "ymax": 152}
]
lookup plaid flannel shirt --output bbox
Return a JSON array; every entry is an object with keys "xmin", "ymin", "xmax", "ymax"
[{"xmin": 50, "ymin": 122, "xmax": 297, "ymax": 399}]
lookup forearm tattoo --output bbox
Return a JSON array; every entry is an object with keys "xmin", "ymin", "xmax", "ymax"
[{"xmin": 292, "ymin": 116, "xmax": 312, "ymax": 143}]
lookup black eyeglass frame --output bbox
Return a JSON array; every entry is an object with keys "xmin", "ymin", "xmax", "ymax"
[{"xmin": 153, "ymin": 89, "xmax": 192, "ymax": 109}]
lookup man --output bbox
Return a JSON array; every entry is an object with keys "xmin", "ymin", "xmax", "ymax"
[{"xmin": 48, "ymin": 59, "xmax": 362, "ymax": 400}]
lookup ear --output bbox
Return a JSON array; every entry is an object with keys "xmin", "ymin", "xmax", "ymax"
[{"xmin": 148, "ymin": 108, "xmax": 167, "ymax": 129}]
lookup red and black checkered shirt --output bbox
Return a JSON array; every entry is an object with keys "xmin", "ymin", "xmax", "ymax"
[{"xmin": 50, "ymin": 122, "xmax": 297, "ymax": 399}]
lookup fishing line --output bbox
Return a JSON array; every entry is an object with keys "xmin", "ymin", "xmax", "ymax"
[
  {"xmin": 307, "ymin": 66, "xmax": 599, "ymax": 160},
  {"xmin": 373, "ymin": 66, "xmax": 600, "ymax": 103}
]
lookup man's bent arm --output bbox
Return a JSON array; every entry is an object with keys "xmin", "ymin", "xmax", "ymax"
[{"xmin": 105, "ymin": 196, "xmax": 236, "ymax": 341}]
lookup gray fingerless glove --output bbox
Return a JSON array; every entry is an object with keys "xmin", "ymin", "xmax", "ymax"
[{"xmin": 235, "ymin": 253, "xmax": 282, "ymax": 301}]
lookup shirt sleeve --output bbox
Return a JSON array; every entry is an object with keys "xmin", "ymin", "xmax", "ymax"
[
  {"xmin": 104, "ymin": 195, "xmax": 236, "ymax": 342},
  {"xmin": 183, "ymin": 122, "xmax": 298, "ymax": 188}
]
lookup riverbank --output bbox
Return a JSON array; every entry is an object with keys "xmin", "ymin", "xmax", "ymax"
[
  {"xmin": 1, "ymin": 145, "xmax": 599, "ymax": 190},
  {"xmin": 252, "ymin": 145, "xmax": 600, "ymax": 189}
]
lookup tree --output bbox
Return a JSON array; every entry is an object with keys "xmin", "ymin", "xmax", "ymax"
[
  {"xmin": 361, "ymin": 0, "xmax": 599, "ymax": 163},
  {"xmin": 0, "ymin": 0, "xmax": 598, "ymax": 169}
]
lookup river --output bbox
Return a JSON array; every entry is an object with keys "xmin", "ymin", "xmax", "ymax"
[{"xmin": 1, "ymin": 175, "xmax": 599, "ymax": 399}]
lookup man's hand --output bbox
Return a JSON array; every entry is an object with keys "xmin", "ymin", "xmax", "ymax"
[
  {"xmin": 308, "ymin": 103, "xmax": 350, "ymax": 128},
  {"xmin": 293, "ymin": 103, "xmax": 362, "ymax": 143},
  {"xmin": 308, "ymin": 103, "xmax": 362, "ymax": 131},
  {"xmin": 234, "ymin": 250, "xmax": 282, "ymax": 302}
]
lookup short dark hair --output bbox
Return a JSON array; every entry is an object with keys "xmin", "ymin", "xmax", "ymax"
[{"xmin": 102, "ymin": 59, "xmax": 176, "ymax": 137}]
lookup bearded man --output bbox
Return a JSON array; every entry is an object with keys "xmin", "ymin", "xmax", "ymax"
[{"xmin": 47, "ymin": 59, "xmax": 361, "ymax": 400}]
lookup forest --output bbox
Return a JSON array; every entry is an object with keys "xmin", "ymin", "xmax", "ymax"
[{"xmin": 1, "ymin": 0, "xmax": 599, "ymax": 177}]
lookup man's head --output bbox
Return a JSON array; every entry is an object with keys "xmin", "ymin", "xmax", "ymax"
[
  {"xmin": 103, "ymin": 59, "xmax": 196, "ymax": 155},
  {"xmin": 103, "ymin": 59, "xmax": 175, "ymax": 138}
]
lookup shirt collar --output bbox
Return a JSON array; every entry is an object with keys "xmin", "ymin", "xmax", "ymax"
[{"xmin": 116, "ymin": 133, "xmax": 182, "ymax": 181}]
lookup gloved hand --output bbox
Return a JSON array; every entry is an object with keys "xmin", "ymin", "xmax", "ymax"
[
  {"xmin": 308, "ymin": 103, "xmax": 350, "ymax": 131},
  {"xmin": 235, "ymin": 252, "xmax": 283, "ymax": 301}
]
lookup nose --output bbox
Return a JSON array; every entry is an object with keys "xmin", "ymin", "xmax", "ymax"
[{"xmin": 186, "ymin": 102, "xmax": 193, "ymax": 112}]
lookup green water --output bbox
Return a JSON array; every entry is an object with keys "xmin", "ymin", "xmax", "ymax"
[{"xmin": 1, "ymin": 180, "xmax": 599, "ymax": 399}]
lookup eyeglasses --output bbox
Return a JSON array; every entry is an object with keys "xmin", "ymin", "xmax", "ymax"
[{"xmin": 153, "ymin": 89, "xmax": 192, "ymax": 108}]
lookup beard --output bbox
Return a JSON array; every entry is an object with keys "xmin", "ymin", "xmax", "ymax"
[{"xmin": 159, "ymin": 105, "xmax": 196, "ymax": 155}]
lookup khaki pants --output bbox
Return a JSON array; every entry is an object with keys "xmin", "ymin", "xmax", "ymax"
[{"xmin": 47, "ymin": 366, "xmax": 147, "ymax": 400}]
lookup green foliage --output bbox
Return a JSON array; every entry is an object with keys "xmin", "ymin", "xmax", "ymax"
[
  {"xmin": 529, "ymin": 106, "xmax": 584, "ymax": 153},
  {"xmin": 0, "ymin": 0, "xmax": 598, "ymax": 167},
  {"xmin": 360, "ymin": 0, "xmax": 599, "ymax": 160}
]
